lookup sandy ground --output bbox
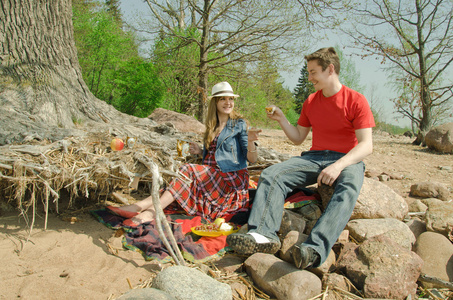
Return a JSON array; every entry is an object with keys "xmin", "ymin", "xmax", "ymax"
[{"xmin": 1, "ymin": 129, "xmax": 452, "ymax": 299}]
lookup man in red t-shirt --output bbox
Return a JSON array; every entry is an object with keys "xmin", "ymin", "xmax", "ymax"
[{"xmin": 228, "ymin": 47, "xmax": 375, "ymax": 269}]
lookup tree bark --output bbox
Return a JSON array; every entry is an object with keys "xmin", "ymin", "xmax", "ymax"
[{"xmin": 0, "ymin": 0, "xmax": 138, "ymax": 145}]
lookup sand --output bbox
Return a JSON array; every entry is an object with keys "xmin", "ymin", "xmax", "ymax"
[
  {"xmin": 0, "ymin": 210, "xmax": 160, "ymax": 299},
  {"xmin": 1, "ymin": 129, "xmax": 451, "ymax": 299}
]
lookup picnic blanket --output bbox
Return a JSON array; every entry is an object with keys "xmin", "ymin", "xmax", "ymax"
[
  {"xmin": 91, "ymin": 208, "xmax": 249, "ymax": 263},
  {"xmin": 91, "ymin": 188, "xmax": 319, "ymax": 263}
]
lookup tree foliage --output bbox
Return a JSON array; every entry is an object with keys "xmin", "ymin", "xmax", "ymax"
[
  {"xmin": 342, "ymin": 0, "xmax": 453, "ymax": 144},
  {"xmin": 294, "ymin": 62, "xmax": 315, "ymax": 114},
  {"xmin": 139, "ymin": 0, "xmax": 310, "ymax": 121},
  {"xmin": 73, "ymin": 0, "xmax": 164, "ymax": 117}
]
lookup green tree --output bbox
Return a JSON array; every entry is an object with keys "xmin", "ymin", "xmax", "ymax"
[
  {"xmin": 151, "ymin": 28, "xmax": 201, "ymax": 115},
  {"xmin": 336, "ymin": 47, "xmax": 364, "ymax": 94},
  {"xmin": 140, "ymin": 0, "xmax": 310, "ymax": 122},
  {"xmin": 114, "ymin": 58, "xmax": 164, "ymax": 117},
  {"xmin": 294, "ymin": 62, "xmax": 315, "ymax": 113},
  {"xmin": 73, "ymin": 3, "xmax": 138, "ymax": 102},
  {"xmin": 73, "ymin": 0, "xmax": 165, "ymax": 118}
]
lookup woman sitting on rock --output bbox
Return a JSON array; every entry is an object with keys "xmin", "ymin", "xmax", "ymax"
[{"xmin": 107, "ymin": 82, "xmax": 260, "ymax": 227}]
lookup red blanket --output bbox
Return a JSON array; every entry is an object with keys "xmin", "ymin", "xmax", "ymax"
[{"xmin": 91, "ymin": 209, "xmax": 247, "ymax": 263}]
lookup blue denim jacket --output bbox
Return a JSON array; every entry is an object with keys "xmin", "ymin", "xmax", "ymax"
[{"xmin": 202, "ymin": 118, "xmax": 248, "ymax": 173}]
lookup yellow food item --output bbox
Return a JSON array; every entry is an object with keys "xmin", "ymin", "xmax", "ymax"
[
  {"xmin": 214, "ymin": 218, "xmax": 225, "ymax": 227},
  {"xmin": 265, "ymin": 106, "xmax": 275, "ymax": 114}
]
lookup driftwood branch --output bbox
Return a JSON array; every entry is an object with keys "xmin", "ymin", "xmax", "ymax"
[
  {"xmin": 150, "ymin": 162, "xmax": 185, "ymax": 265},
  {"xmin": 419, "ymin": 273, "xmax": 453, "ymax": 290},
  {"xmin": 134, "ymin": 152, "xmax": 185, "ymax": 265}
]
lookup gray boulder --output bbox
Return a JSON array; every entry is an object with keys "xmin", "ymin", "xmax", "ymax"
[
  {"xmin": 346, "ymin": 218, "xmax": 416, "ymax": 249},
  {"xmin": 423, "ymin": 199, "xmax": 453, "ymax": 237},
  {"xmin": 410, "ymin": 181, "xmax": 450, "ymax": 201},
  {"xmin": 318, "ymin": 177, "xmax": 408, "ymax": 220},
  {"xmin": 425, "ymin": 122, "xmax": 453, "ymax": 153},
  {"xmin": 152, "ymin": 266, "xmax": 232, "ymax": 300},
  {"xmin": 116, "ymin": 288, "xmax": 177, "ymax": 300}
]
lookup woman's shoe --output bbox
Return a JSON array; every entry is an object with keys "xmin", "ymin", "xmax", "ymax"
[
  {"xmin": 122, "ymin": 218, "xmax": 140, "ymax": 228},
  {"xmin": 106, "ymin": 205, "xmax": 139, "ymax": 219}
]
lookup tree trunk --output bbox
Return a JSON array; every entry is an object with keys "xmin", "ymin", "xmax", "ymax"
[
  {"xmin": 0, "ymin": 0, "xmax": 136, "ymax": 145},
  {"xmin": 195, "ymin": 0, "xmax": 211, "ymax": 123}
]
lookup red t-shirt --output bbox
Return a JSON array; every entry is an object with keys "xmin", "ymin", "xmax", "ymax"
[{"xmin": 297, "ymin": 85, "xmax": 375, "ymax": 154}]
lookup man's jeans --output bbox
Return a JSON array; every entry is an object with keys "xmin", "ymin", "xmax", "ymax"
[{"xmin": 247, "ymin": 150, "xmax": 365, "ymax": 266}]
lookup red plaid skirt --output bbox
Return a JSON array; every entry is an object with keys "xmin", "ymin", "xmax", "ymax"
[{"xmin": 166, "ymin": 137, "xmax": 250, "ymax": 222}]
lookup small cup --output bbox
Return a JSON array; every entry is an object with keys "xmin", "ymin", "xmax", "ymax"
[{"xmin": 177, "ymin": 140, "xmax": 190, "ymax": 157}]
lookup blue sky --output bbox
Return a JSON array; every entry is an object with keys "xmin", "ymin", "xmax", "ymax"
[{"xmin": 119, "ymin": 0, "xmax": 409, "ymax": 127}]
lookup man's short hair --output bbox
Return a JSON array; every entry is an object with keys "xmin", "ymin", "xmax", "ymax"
[{"xmin": 305, "ymin": 47, "xmax": 341, "ymax": 75}]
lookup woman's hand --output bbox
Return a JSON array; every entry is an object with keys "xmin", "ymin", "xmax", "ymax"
[
  {"xmin": 189, "ymin": 142, "xmax": 202, "ymax": 155},
  {"xmin": 248, "ymin": 127, "xmax": 262, "ymax": 142}
]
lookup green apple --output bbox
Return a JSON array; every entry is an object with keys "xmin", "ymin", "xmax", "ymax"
[{"xmin": 214, "ymin": 217, "xmax": 225, "ymax": 227}]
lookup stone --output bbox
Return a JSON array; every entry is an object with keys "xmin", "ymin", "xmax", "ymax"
[
  {"xmin": 410, "ymin": 181, "xmax": 450, "ymax": 201},
  {"xmin": 405, "ymin": 218, "xmax": 426, "ymax": 240},
  {"xmin": 149, "ymin": 108, "xmax": 205, "ymax": 134},
  {"xmin": 279, "ymin": 230, "xmax": 308, "ymax": 263},
  {"xmin": 318, "ymin": 178, "xmax": 408, "ymax": 221},
  {"xmin": 293, "ymin": 202, "xmax": 322, "ymax": 234},
  {"xmin": 152, "ymin": 266, "xmax": 232, "ymax": 300},
  {"xmin": 322, "ymin": 273, "xmax": 352, "ymax": 292},
  {"xmin": 116, "ymin": 288, "xmax": 177, "ymax": 300},
  {"xmin": 244, "ymin": 253, "xmax": 321, "ymax": 300},
  {"xmin": 407, "ymin": 199, "xmax": 428, "ymax": 213},
  {"xmin": 279, "ymin": 209, "xmax": 306, "ymax": 237},
  {"xmin": 214, "ymin": 254, "xmax": 245, "ymax": 274},
  {"xmin": 337, "ymin": 235, "xmax": 423, "ymax": 300},
  {"xmin": 346, "ymin": 218, "xmax": 416, "ymax": 249},
  {"xmin": 425, "ymin": 122, "xmax": 453, "ymax": 153},
  {"xmin": 424, "ymin": 200, "xmax": 453, "ymax": 237},
  {"xmin": 413, "ymin": 231, "xmax": 453, "ymax": 288}
]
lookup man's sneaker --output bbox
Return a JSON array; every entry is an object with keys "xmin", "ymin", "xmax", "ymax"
[
  {"xmin": 291, "ymin": 245, "xmax": 320, "ymax": 269},
  {"xmin": 226, "ymin": 233, "xmax": 281, "ymax": 255}
]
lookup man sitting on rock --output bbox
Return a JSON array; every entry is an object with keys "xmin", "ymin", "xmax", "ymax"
[{"xmin": 227, "ymin": 47, "xmax": 375, "ymax": 269}]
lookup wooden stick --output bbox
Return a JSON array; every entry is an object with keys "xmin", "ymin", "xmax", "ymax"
[
  {"xmin": 149, "ymin": 161, "xmax": 185, "ymax": 266},
  {"xmin": 419, "ymin": 273, "xmax": 453, "ymax": 290}
]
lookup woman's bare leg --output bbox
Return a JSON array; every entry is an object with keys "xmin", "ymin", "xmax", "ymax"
[
  {"xmin": 112, "ymin": 194, "xmax": 156, "ymax": 213},
  {"xmin": 130, "ymin": 191, "xmax": 175, "ymax": 224}
]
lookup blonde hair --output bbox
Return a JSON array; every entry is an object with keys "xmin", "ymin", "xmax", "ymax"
[
  {"xmin": 305, "ymin": 47, "xmax": 341, "ymax": 75},
  {"xmin": 203, "ymin": 97, "xmax": 243, "ymax": 148}
]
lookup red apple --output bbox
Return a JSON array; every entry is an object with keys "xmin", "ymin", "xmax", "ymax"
[{"xmin": 110, "ymin": 138, "xmax": 124, "ymax": 151}]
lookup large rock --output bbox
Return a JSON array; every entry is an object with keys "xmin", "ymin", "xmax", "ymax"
[
  {"xmin": 279, "ymin": 209, "xmax": 306, "ymax": 237},
  {"xmin": 423, "ymin": 199, "xmax": 453, "ymax": 237},
  {"xmin": 149, "ymin": 108, "xmax": 205, "ymax": 134},
  {"xmin": 152, "ymin": 266, "xmax": 232, "ymax": 300},
  {"xmin": 412, "ymin": 231, "xmax": 453, "ymax": 288},
  {"xmin": 337, "ymin": 235, "xmax": 423, "ymax": 299},
  {"xmin": 244, "ymin": 253, "xmax": 321, "ymax": 300},
  {"xmin": 425, "ymin": 122, "xmax": 453, "ymax": 153},
  {"xmin": 318, "ymin": 177, "xmax": 408, "ymax": 220},
  {"xmin": 346, "ymin": 218, "xmax": 416, "ymax": 249},
  {"xmin": 410, "ymin": 181, "xmax": 450, "ymax": 201}
]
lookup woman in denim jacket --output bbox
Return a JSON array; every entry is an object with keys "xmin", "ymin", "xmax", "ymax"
[{"xmin": 108, "ymin": 82, "xmax": 260, "ymax": 227}]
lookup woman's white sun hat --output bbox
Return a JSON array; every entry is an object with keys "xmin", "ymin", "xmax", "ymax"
[{"xmin": 208, "ymin": 82, "xmax": 239, "ymax": 99}]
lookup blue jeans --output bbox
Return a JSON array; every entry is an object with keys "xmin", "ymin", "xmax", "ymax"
[{"xmin": 247, "ymin": 150, "xmax": 365, "ymax": 266}]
